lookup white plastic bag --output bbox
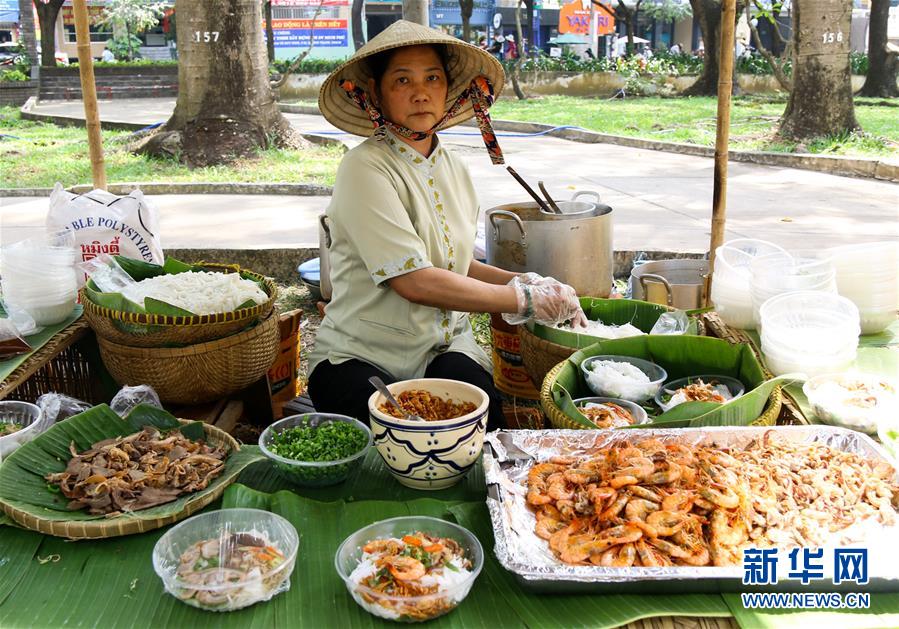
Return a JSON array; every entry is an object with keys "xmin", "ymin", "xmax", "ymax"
[{"xmin": 47, "ymin": 183, "xmax": 163, "ymax": 286}]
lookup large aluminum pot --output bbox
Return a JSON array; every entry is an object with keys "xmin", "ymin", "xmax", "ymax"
[
  {"xmin": 629, "ymin": 258, "xmax": 708, "ymax": 310},
  {"xmin": 485, "ymin": 192, "xmax": 613, "ymax": 297}
]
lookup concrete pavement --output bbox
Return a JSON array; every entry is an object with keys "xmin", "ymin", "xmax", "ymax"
[{"xmin": 2, "ymin": 98, "xmax": 897, "ymax": 257}]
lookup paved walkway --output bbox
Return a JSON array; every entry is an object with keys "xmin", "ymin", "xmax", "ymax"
[{"xmin": 2, "ymin": 99, "xmax": 897, "ymax": 253}]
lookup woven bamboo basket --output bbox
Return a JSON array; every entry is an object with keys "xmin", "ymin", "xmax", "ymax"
[
  {"xmin": 540, "ymin": 359, "xmax": 783, "ymax": 431},
  {"xmin": 97, "ymin": 309, "xmax": 280, "ymax": 405},
  {"xmin": 81, "ymin": 263, "xmax": 277, "ymax": 348},
  {"xmin": 520, "ymin": 315, "xmax": 706, "ymax": 394},
  {"xmin": 0, "ymin": 422, "xmax": 240, "ymax": 540}
]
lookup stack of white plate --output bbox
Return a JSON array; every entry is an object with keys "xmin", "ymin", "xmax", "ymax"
[
  {"xmin": 828, "ymin": 241, "xmax": 898, "ymax": 335},
  {"xmin": 758, "ymin": 291, "xmax": 860, "ymax": 377},
  {"xmin": 711, "ymin": 238, "xmax": 787, "ymax": 329},
  {"xmin": 0, "ymin": 233, "xmax": 78, "ymax": 326},
  {"xmin": 749, "ymin": 251, "xmax": 837, "ymax": 326}
]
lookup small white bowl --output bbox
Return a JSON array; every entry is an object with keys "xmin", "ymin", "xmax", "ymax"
[
  {"xmin": 580, "ymin": 355, "xmax": 667, "ymax": 403},
  {"xmin": 0, "ymin": 401, "xmax": 45, "ymax": 462},
  {"xmin": 803, "ymin": 373, "xmax": 898, "ymax": 434},
  {"xmin": 368, "ymin": 379, "xmax": 489, "ymax": 490}
]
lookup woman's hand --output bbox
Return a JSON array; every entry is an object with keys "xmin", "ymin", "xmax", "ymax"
[{"xmin": 504, "ymin": 276, "xmax": 588, "ymax": 328}]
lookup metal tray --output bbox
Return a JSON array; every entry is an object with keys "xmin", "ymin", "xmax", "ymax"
[{"xmin": 484, "ymin": 426, "xmax": 899, "ymax": 593}]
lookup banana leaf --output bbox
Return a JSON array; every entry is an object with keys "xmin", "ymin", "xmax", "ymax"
[
  {"xmin": 0, "ymin": 404, "xmax": 264, "ymax": 523},
  {"xmin": 551, "ymin": 335, "xmax": 792, "ymax": 427},
  {"xmin": 528, "ymin": 297, "xmax": 700, "ymax": 349}
]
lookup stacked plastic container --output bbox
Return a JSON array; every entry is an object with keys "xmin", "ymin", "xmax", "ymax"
[
  {"xmin": 758, "ymin": 291, "xmax": 861, "ymax": 377},
  {"xmin": 0, "ymin": 231, "xmax": 78, "ymax": 326},
  {"xmin": 749, "ymin": 251, "xmax": 837, "ymax": 326},
  {"xmin": 828, "ymin": 241, "xmax": 898, "ymax": 335},
  {"xmin": 711, "ymin": 238, "xmax": 787, "ymax": 329}
]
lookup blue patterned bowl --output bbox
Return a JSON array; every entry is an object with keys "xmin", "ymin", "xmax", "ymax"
[{"xmin": 367, "ymin": 378, "xmax": 489, "ymax": 490}]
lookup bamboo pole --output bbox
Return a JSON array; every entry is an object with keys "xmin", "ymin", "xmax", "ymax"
[
  {"xmin": 73, "ymin": 0, "xmax": 106, "ymax": 189},
  {"xmin": 704, "ymin": 0, "xmax": 737, "ymax": 307}
]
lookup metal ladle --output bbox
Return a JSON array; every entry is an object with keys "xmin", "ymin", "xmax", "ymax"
[{"xmin": 368, "ymin": 376, "xmax": 424, "ymax": 422}]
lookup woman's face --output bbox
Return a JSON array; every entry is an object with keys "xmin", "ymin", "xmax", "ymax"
[{"xmin": 370, "ymin": 45, "xmax": 448, "ymax": 133}]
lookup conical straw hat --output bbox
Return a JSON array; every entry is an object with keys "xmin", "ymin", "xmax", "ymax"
[{"xmin": 318, "ymin": 20, "xmax": 505, "ymax": 137}]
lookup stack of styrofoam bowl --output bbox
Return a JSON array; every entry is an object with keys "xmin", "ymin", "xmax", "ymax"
[
  {"xmin": 0, "ymin": 234, "xmax": 78, "ymax": 326},
  {"xmin": 828, "ymin": 241, "xmax": 899, "ymax": 335},
  {"xmin": 758, "ymin": 291, "xmax": 860, "ymax": 377},
  {"xmin": 711, "ymin": 238, "xmax": 788, "ymax": 329},
  {"xmin": 749, "ymin": 251, "xmax": 837, "ymax": 326}
]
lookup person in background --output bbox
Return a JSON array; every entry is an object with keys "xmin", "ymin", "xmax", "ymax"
[
  {"xmin": 101, "ymin": 47, "xmax": 116, "ymax": 63},
  {"xmin": 669, "ymin": 42, "xmax": 681, "ymax": 55},
  {"xmin": 488, "ymin": 34, "xmax": 504, "ymax": 61},
  {"xmin": 504, "ymin": 34, "xmax": 518, "ymax": 61}
]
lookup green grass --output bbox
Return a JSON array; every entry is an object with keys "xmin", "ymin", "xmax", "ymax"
[
  {"xmin": 488, "ymin": 95, "xmax": 899, "ymax": 158},
  {"xmin": 0, "ymin": 107, "xmax": 343, "ymax": 189}
]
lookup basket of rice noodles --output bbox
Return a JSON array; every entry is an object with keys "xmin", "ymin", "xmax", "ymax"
[
  {"xmin": 541, "ymin": 335, "xmax": 787, "ymax": 431},
  {"xmin": 81, "ymin": 257, "xmax": 277, "ymax": 347},
  {"xmin": 520, "ymin": 297, "xmax": 704, "ymax": 391},
  {"xmin": 97, "ymin": 308, "xmax": 280, "ymax": 405}
]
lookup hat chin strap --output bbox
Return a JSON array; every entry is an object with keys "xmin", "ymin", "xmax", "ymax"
[{"xmin": 339, "ymin": 75, "xmax": 505, "ymax": 165}]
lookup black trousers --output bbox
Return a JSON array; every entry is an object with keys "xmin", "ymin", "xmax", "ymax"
[{"xmin": 307, "ymin": 352, "xmax": 505, "ymax": 431}]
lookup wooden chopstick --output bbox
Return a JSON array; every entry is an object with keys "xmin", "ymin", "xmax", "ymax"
[
  {"xmin": 506, "ymin": 166, "xmax": 553, "ymax": 214},
  {"xmin": 538, "ymin": 181, "xmax": 563, "ymax": 214}
]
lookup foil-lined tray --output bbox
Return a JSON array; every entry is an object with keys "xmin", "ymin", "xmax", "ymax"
[{"xmin": 484, "ymin": 426, "xmax": 899, "ymax": 593}]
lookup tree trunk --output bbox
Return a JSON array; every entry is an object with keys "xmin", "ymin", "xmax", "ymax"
[
  {"xmin": 264, "ymin": 0, "xmax": 275, "ymax": 63},
  {"xmin": 683, "ymin": 0, "xmax": 722, "ymax": 95},
  {"xmin": 138, "ymin": 0, "xmax": 305, "ymax": 167},
  {"xmin": 780, "ymin": 0, "xmax": 858, "ymax": 139},
  {"xmin": 859, "ymin": 0, "xmax": 899, "ymax": 97},
  {"xmin": 34, "ymin": 0, "xmax": 64, "ymax": 67},
  {"xmin": 351, "ymin": 0, "xmax": 365, "ymax": 50},
  {"xmin": 615, "ymin": 1, "xmax": 636, "ymax": 56},
  {"xmin": 459, "ymin": 0, "xmax": 473, "ymax": 43},
  {"xmin": 511, "ymin": 0, "xmax": 526, "ymax": 100},
  {"xmin": 402, "ymin": 0, "xmax": 428, "ymax": 26},
  {"xmin": 18, "ymin": 0, "xmax": 38, "ymax": 65}
]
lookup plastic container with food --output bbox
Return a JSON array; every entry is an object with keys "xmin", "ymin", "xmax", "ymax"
[
  {"xmin": 0, "ymin": 401, "xmax": 45, "ymax": 461},
  {"xmin": 580, "ymin": 355, "xmax": 667, "ymax": 403},
  {"xmin": 153, "ymin": 508, "xmax": 299, "ymax": 612},
  {"xmin": 803, "ymin": 373, "xmax": 898, "ymax": 434},
  {"xmin": 258, "ymin": 413, "xmax": 372, "ymax": 487},
  {"xmin": 655, "ymin": 375, "xmax": 745, "ymax": 412},
  {"xmin": 335, "ymin": 516, "xmax": 483, "ymax": 623},
  {"xmin": 571, "ymin": 396, "xmax": 649, "ymax": 427}
]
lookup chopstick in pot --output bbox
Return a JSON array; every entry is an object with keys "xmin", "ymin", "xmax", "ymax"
[
  {"xmin": 506, "ymin": 166, "xmax": 553, "ymax": 214},
  {"xmin": 538, "ymin": 181, "xmax": 563, "ymax": 214}
]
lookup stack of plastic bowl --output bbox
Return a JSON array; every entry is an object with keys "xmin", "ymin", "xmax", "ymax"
[
  {"xmin": 828, "ymin": 241, "xmax": 898, "ymax": 335},
  {"xmin": 749, "ymin": 251, "xmax": 837, "ymax": 326},
  {"xmin": 0, "ymin": 233, "xmax": 78, "ymax": 326},
  {"xmin": 711, "ymin": 238, "xmax": 788, "ymax": 329},
  {"xmin": 758, "ymin": 291, "xmax": 860, "ymax": 377}
]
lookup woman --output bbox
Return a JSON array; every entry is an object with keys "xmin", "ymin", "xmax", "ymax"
[{"xmin": 309, "ymin": 20, "xmax": 585, "ymax": 428}]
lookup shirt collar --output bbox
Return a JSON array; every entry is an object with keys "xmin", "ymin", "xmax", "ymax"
[{"xmin": 383, "ymin": 129, "xmax": 445, "ymax": 171}]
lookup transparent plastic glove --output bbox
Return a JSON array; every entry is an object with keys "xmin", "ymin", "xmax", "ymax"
[
  {"xmin": 503, "ymin": 277, "xmax": 588, "ymax": 327},
  {"xmin": 517, "ymin": 272, "xmax": 544, "ymax": 286}
]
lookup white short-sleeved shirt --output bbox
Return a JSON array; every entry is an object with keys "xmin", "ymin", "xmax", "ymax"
[{"xmin": 308, "ymin": 130, "xmax": 492, "ymax": 381}]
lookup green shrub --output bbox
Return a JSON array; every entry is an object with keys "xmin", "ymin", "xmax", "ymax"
[
  {"xmin": 850, "ymin": 51, "xmax": 868, "ymax": 75},
  {"xmin": 0, "ymin": 69, "xmax": 30, "ymax": 83}
]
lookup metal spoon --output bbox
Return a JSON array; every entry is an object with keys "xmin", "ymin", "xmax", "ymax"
[{"xmin": 368, "ymin": 376, "xmax": 424, "ymax": 422}]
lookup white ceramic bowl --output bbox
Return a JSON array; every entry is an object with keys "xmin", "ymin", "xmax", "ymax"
[
  {"xmin": 334, "ymin": 515, "xmax": 483, "ymax": 623},
  {"xmin": 654, "ymin": 375, "xmax": 745, "ymax": 412},
  {"xmin": 367, "ymin": 379, "xmax": 489, "ymax": 490}
]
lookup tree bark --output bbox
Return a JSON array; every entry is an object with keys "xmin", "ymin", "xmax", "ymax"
[
  {"xmin": 511, "ymin": 0, "xmax": 526, "ymax": 100},
  {"xmin": 459, "ymin": 0, "xmax": 473, "ymax": 43},
  {"xmin": 402, "ymin": 0, "xmax": 428, "ymax": 26},
  {"xmin": 780, "ymin": 0, "xmax": 858, "ymax": 140},
  {"xmin": 264, "ymin": 0, "xmax": 275, "ymax": 63},
  {"xmin": 683, "ymin": 0, "xmax": 723, "ymax": 95},
  {"xmin": 18, "ymin": 0, "xmax": 38, "ymax": 65},
  {"xmin": 34, "ymin": 0, "xmax": 64, "ymax": 67},
  {"xmin": 138, "ymin": 0, "xmax": 304, "ymax": 167},
  {"xmin": 859, "ymin": 0, "xmax": 899, "ymax": 98},
  {"xmin": 351, "ymin": 0, "xmax": 365, "ymax": 50}
]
